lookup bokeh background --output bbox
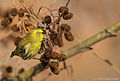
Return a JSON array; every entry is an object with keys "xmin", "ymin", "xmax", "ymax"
[{"xmin": 0, "ymin": 0, "xmax": 120, "ymax": 81}]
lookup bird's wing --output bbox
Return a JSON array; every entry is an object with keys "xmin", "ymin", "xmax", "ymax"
[
  {"xmin": 22, "ymin": 42, "xmax": 42, "ymax": 60},
  {"xmin": 18, "ymin": 33, "xmax": 35, "ymax": 48}
]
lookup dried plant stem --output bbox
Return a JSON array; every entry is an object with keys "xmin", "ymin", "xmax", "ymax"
[{"xmin": 9, "ymin": 21, "xmax": 120, "ymax": 81}]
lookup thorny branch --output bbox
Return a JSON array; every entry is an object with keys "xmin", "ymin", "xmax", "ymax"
[{"xmin": 8, "ymin": 21, "xmax": 120, "ymax": 81}]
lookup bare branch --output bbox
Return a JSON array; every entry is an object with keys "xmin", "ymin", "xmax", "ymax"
[{"xmin": 8, "ymin": 21, "xmax": 120, "ymax": 81}]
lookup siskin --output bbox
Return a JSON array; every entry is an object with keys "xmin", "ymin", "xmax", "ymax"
[{"xmin": 10, "ymin": 29, "xmax": 44, "ymax": 60}]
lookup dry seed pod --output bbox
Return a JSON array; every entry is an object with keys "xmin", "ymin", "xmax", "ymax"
[
  {"xmin": 45, "ymin": 47, "xmax": 53, "ymax": 54},
  {"xmin": 18, "ymin": 68, "xmax": 25, "ymax": 74},
  {"xmin": 50, "ymin": 68, "xmax": 59, "ymax": 75},
  {"xmin": 57, "ymin": 54, "xmax": 66, "ymax": 61},
  {"xmin": 6, "ymin": 66, "xmax": 12, "ymax": 73},
  {"xmin": 64, "ymin": 31, "xmax": 74, "ymax": 41},
  {"xmin": 40, "ymin": 55, "xmax": 50, "ymax": 65},
  {"xmin": 10, "ymin": 8, "xmax": 18, "ymax": 16},
  {"xmin": 14, "ymin": 36, "xmax": 22, "ymax": 46},
  {"xmin": 49, "ymin": 61, "xmax": 59, "ymax": 69},
  {"xmin": 50, "ymin": 30, "xmax": 58, "ymax": 40},
  {"xmin": 53, "ymin": 39, "xmax": 58, "ymax": 46},
  {"xmin": 11, "ymin": 24, "xmax": 19, "ymax": 32},
  {"xmin": 1, "ymin": 18, "xmax": 12, "ymax": 26},
  {"xmin": 57, "ymin": 36, "xmax": 63, "ymax": 47},
  {"xmin": 44, "ymin": 15, "xmax": 51, "ymax": 24},
  {"xmin": 50, "ymin": 52, "xmax": 59, "ymax": 59},
  {"xmin": 63, "ymin": 12, "xmax": 73, "ymax": 20},
  {"xmin": 60, "ymin": 24, "xmax": 71, "ymax": 32},
  {"xmin": 58, "ymin": 6, "xmax": 69, "ymax": 15},
  {"xmin": 44, "ymin": 48, "xmax": 53, "ymax": 58},
  {"xmin": 49, "ymin": 61, "xmax": 59, "ymax": 75},
  {"xmin": 46, "ymin": 39, "xmax": 53, "ymax": 49},
  {"xmin": 18, "ymin": 8, "xmax": 24, "ymax": 17}
]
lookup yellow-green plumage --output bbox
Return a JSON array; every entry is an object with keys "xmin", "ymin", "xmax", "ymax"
[{"xmin": 11, "ymin": 29, "xmax": 44, "ymax": 60}]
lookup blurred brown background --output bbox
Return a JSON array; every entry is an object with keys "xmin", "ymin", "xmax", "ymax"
[{"xmin": 0, "ymin": 0, "xmax": 120, "ymax": 81}]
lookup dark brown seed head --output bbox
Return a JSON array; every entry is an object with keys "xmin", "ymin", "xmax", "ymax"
[
  {"xmin": 18, "ymin": 8, "xmax": 24, "ymax": 17},
  {"xmin": 58, "ymin": 6, "xmax": 69, "ymax": 15},
  {"xmin": 60, "ymin": 24, "xmax": 71, "ymax": 32},
  {"xmin": 63, "ymin": 12, "xmax": 73, "ymax": 20},
  {"xmin": 57, "ymin": 41, "xmax": 63, "ymax": 47},
  {"xmin": 14, "ymin": 36, "xmax": 22, "ymax": 46},
  {"xmin": 44, "ymin": 15, "xmax": 51, "ymax": 24},
  {"xmin": 18, "ymin": 68, "xmax": 25, "ymax": 74},
  {"xmin": 57, "ymin": 36, "xmax": 63, "ymax": 47},
  {"xmin": 49, "ymin": 61, "xmax": 59, "ymax": 75},
  {"xmin": 45, "ymin": 48, "xmax": 53, "ymax": 53},
  {"xmin": 57, "ymin": 54, "xmax": 66, "ymax": 61},
  {"xmin": 1, "ymin": 18, "xmax": 11, "ymax": 26},
  {"xmin": 6, "ymin": 66, "xmax": 12, "ymax": 73},
  {"xmin": 40, "ymin": 55, "xmax": 50, "ymax": 64},
  {"xmin": 50, "ymin": 69, "xmax": 59, "ymax": 75},
  {"xmin": 11, "ymin": 24, "xmax": 19, "ymax": 32},
  {"xmin": 64, "ymin": 31, "xmax": 74, "ymax": 41},
  {"xmin": 49, "ymin": 61, "xmax": 59, "ymax": 69},
  {"xmin": 50, "ymin": 30, "xmax": 58, "ymax": 40},
  {"xmin": 46, "ymin": 40, "xmax": 53, "ymax": 49},
  {"xmin": 53, "ymin": 39, "xmax": 58, "ymax": 46},
  {"xmin": 44, "ymin": 48, "xmax": 53, "ymax": 58},
  {"xmin": 50, "ymin": 52, "xmax": 59, "ymax": 59},
  {"xmin": 10, "ymin": 8, "xmax": 18, "ymax": 16}
]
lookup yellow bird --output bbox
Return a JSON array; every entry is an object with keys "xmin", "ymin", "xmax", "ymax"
[{"xmin": 10, "ymin": 29, "xmax": 44, "ymax": 60}]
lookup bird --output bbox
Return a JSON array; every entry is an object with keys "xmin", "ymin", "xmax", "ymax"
[{"xmin": 10, "ymin": 29, "xmax": 44, "ymax": 60}]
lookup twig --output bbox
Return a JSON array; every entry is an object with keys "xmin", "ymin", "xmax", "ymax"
[
  {"xmin": 19, "ymin": 0, "xmax": 45, "ymax": 27},
  {"xmin": 66, "ymin": 0, "xmax": 71, "ymax": 7},
  {"xmin": 37, "ymin": 6, "xmax": 42, "ymax": 16},
  {"xmin": 19, "ymin": 0, "xmax": 30, "ymax": 14},
  {"xmin": 41, "ymin": 0, "xmax": 57, "ymax": 16},
  {"xmin": 8, "ymin": 21, "xmax": 120, "ymax": 81},
  {"xmin": 93, "ymin": 52, "xmax": 120, "ymax": 74}
]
